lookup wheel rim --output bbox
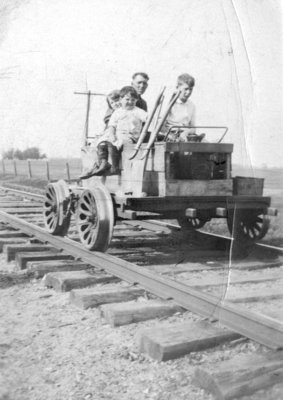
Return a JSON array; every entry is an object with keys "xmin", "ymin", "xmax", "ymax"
[
  {"xmin": 76, "ymin": 186, "xmax": 114, "ymax": 252},
  {"xmin": 227, "ymin": 210, "xmax": 270, "ymax": 242},
  {"xmin": 43, "ymin": 180, "xmax": 71, "ymax": 235}
]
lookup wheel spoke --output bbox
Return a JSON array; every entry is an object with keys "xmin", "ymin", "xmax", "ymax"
[
  {"xmin": 80, "ymin": 209, "xmax": 93, "ymax": 217},
  {"xmin": 81, "ymin": 224, "xmax": 92, "ymax": 234},
  {"xmin": 254, "ymin": 222, "xmax": 261, "ymax": 232},
  {"xmin": 256, "ymin": 216, "xmax": 263, "ymax": 224},
  {"xmin": 77, "ymin": 220, "xmax": 88, "ymax": 226},
  {"xmin": 178, "ymin": 217, "xmax": 207, "ymax": 230},
  {"xmin": 80, "ymin": 201, "xmax": 91, "ymax": 212},
  {"xmin": 46, "ymin": 193, "xmax": 53, "ymax": 201},
  {"xmin": 250, "ymin": 227, "xmax": 256, "ymax": 238}
]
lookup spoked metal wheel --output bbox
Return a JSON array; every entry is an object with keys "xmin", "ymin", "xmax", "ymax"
[
  {"xmin": 43, "ymin": 180, "xmax": 71, "ymax": 236},
  {"xmin": 76, "ymin": 185, "xmax": 114, "ymax": 252},
  {"xmin": 227, "ymin": 210, "xmax": 270, "ymax": 243},
  {"xmin": 178, "ymin": 216, "xmax": 209, "ymax": 230}
]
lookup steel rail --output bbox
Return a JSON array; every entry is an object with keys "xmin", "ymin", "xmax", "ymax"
[
  {"xmin": 147, "ymin": 219, "xmax": 283, "ymax": 254},
  {"xmin": 0, "ymin": 186, "xmax": 44, "ymax": 201},
  {"xmin": 1, "ymin": 186, "xmax": 282, "ymax": 254},
  {"xmin": 0, "ymin": 210, "xmax": 282, "ymax": 349}
]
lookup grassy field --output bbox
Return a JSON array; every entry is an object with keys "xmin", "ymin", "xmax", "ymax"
[{"xmin": 0, "ymin": 158, "xmax": 81, "ymax": 181}]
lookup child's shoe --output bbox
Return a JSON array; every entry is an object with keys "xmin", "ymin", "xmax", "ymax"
[{"xmin": 79, "ymin": 163, "xmax": 99, "ymax": 179}]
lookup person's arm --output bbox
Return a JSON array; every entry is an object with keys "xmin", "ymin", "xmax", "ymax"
[
  {"xmin": 103, "ymin": 108, "xmax": 113, "ymax": 128},
  {"xmin": 108, "ymin": 125, "xmax": 123, "ymax": 150},
  {"xmin": 108, "ymin": 125, "xmax": 117, "ymax": 142},
  {"xmin": 129, "ymin": 110, "xmax": 148, "ymax": 142},
  {"xmin": 190, "ymin": 105, "xmax": 196, "ymax": 134},
  {"xmin": 180, "ymin": 103, "xmax": 196, "ymax": 140},
  {"xmin": 108, "ymin": 111, "xmax": 122, "ymax": 149}
]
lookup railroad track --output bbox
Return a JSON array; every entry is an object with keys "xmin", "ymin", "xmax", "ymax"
[{"xmin": 0, "ymin": 185, "xmax": 283, "ymax": 399}]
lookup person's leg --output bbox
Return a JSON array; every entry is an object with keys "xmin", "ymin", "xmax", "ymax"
[
  {"xmin": 94, "ymin": 141, "xmax": 111, "ymax": 175},
  {"xmin": 108, "ymin": 143, "xmax": 120, "ymax": 173},
  {"xmin": 80, "ymin": 141, "xmax": 111, "ymax": 179}
]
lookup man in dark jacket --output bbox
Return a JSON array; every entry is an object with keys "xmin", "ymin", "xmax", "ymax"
[
  {"xmin": 131, "ymin": 72, "xmax": 149, "ymax": 111},
  {"xmin": 104, "ymin": 72, "xmax": 149, "ymax": 126}
]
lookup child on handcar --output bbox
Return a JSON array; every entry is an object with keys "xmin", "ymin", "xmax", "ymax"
[
  {"xmin": 158, "ymin": 73, "xmax": 204, "ymax": 142},
  {"xmin": 88, "ymin": 86, "xmax": 147, "ymax": 176},
  {"xmin": 80, "ymin": 90, "xmax": 121, "ymax": 179}
]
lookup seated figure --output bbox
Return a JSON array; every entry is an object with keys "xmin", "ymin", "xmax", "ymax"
[
  {"xmin": 84, "ymin": 86, "xmax": 147, "ymax": 177},
  {"xmin": 80, "ymin": 89, "xmax": 120, "ymax": 179},
  {"xmin": 158, "ymin": 73, "xmax": 204, "ymax": 142}
]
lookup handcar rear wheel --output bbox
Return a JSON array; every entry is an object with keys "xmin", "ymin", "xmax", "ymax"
[
  {"xmin": 227, "ymin": 210, "xmax": 270, "ymax": 243},
  {"xmin": 178, "ymin": 216, "xmax": 208, "ymax": 230},
  {"xmin": 76, "ymin": 186, "xmax": 114, "ymax": 252},
  {"xmin": 43, "ymin": 180, "xmax": 71, "ymax": 236}
]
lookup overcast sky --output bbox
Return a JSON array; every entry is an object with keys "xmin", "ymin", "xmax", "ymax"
[{"xmin": 0, "ymin": 0, "xmax": 282, "ymax": 168}]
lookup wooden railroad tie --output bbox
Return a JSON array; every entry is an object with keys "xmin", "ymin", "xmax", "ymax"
[
  {"xmin": 0, "ymin": 230, "xmax": 29, "ymax": 239},
  {"xmin": 148, "ymin": 262, "xmax": 225, "ymax": 275},
  {"xmin": 69, "ymin": 286, "xmax": 146, "ymax": 309},
  {"xmin": 228, "ymin": 258, "xmax": 283, "ymax": 271},
  {"xmin": 3, "ymin": 244, "xmax": 56, "ymax": 262},
  {"xmin": 0, "ymin": 223, "xmax": 17, "ymax": 231},
  {"xmin": 100, "ymin": 300, "xmax": 184, "ymax": 327},
  {"xmin": 192, "ymin": 350, "xmax": 283, "ymax": 400},
  {"xmin": 43, "ymin": 270, "xmax": 119, "ymax": 292},
  {"xmin": 15, "ymin": 251, "xmax": 73, "ymax": 270},
  {"xmin": 189, "ymin": 272, "xmax": 283, "ymax": 289},
  {"xmin": 138, "ymin": 320, "xmax": 241, "ymax": 362},
  {"xmin": 225, "ymin": 288, "xmax": 283, "ymax": 304},
  {"xmin": 0, "ymin": 237, "xmax": 28, "ymax": 252},
  {"xmin": 27, "ymin": 260, "xmax": 92, "ymax": 278}
]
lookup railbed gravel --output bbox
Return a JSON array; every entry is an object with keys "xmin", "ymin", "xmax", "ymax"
[{"xmin": 0, "ymin": 250, "xmax": 282, "ymax": 399}]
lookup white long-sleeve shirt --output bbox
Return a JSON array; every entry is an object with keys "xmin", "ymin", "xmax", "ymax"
[{"xmin": 165, "ymin": 98, "xmax": 196, "ymax": 129}]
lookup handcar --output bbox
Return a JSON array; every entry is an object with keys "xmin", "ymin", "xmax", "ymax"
[{"xmin": 43, "ymin": 90, "xmax": 277, "ymax": 252}]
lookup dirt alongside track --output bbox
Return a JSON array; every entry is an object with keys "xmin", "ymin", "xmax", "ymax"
[
  {"xmin": 0, "ymin": 178, "xmax": 283, "ymax": 400},
  {"xmin": 1, "ymin": 254, "xmax": 283, "ymax": 400},
  {"xmin": 0, "ymin": 255, "xmax": 213, "ymax": 400}
]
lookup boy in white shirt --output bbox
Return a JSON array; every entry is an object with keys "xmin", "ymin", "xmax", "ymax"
[
  {"xmin": 160, "ymin": 73, "xmax": 199, "ymax": 142},
  {"xmin": 89, "ymin": 86, "xmax": 147, "ymax": 176},
  {"xmin": 108, "ymin": 86, "xmax": 147, "ymax": 149}
]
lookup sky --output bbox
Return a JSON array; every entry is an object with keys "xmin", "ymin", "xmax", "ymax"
[{"xmin": 0, "ymin": 0, "xmax": 282, "ymax": 169}]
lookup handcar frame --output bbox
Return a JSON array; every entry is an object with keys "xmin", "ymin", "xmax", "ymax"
[{"xmin": 43, "ymin": 90, "xmax": 277, "ymax": 252}]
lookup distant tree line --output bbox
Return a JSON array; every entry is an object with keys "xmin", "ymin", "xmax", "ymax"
[{"xmin": 2, "ymin": 147, "xmax": 47, "ymax": 160}]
